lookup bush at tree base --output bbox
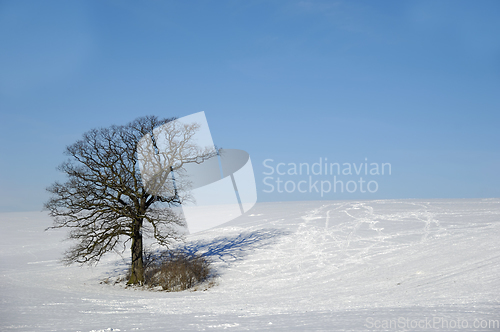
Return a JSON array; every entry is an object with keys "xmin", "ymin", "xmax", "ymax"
[{"xmin": 141, "ymin": 250, "xmax": 212, "ymax": 291}]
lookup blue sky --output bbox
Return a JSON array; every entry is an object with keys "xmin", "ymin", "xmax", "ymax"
[{"xmin": 1, "ymin": 0, "xmax": 499, "ymax": 212}]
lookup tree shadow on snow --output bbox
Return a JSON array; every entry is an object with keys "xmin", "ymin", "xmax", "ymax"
[
  {"xmin": 103, "ymin": 228, "xmax": 290, "ymax": 281},
  {"xmin": 177, "ymin": 228, "xmax": 290, "ymax": 264}
]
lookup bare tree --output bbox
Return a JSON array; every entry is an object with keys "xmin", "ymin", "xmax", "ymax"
[{"xmin": 45, "ymin": 115, "xmax": 217, "ymax": 284}]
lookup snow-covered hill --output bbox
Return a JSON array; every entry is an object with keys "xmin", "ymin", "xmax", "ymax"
[{"xmin": 1, "ymin": 199, "xmax": 499, "ymax": 331}]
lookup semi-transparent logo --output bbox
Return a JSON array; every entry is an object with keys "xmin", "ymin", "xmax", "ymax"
[{"xmin": 137, "ymin": 112, "xmax": 257, "ymax": 233}]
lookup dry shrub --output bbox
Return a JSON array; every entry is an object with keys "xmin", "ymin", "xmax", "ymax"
[{"xmin": 144, "ymin": 250, "xmax": 212, "ymax": 291}]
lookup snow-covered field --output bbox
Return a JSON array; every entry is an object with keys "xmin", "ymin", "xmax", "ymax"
[{"xmin": 1, "ymin": 199, "xmax": 499, "ymax": 331}]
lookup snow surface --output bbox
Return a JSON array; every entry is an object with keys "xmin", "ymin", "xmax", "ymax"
[{"xmin": 1, "ymin": 199, "xmax": 499, "ymax": 331}]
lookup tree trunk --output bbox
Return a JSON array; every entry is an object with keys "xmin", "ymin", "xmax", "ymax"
[{"xmin": 128, "ymin": 218, "xmax": 144, "ymax": 285}]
